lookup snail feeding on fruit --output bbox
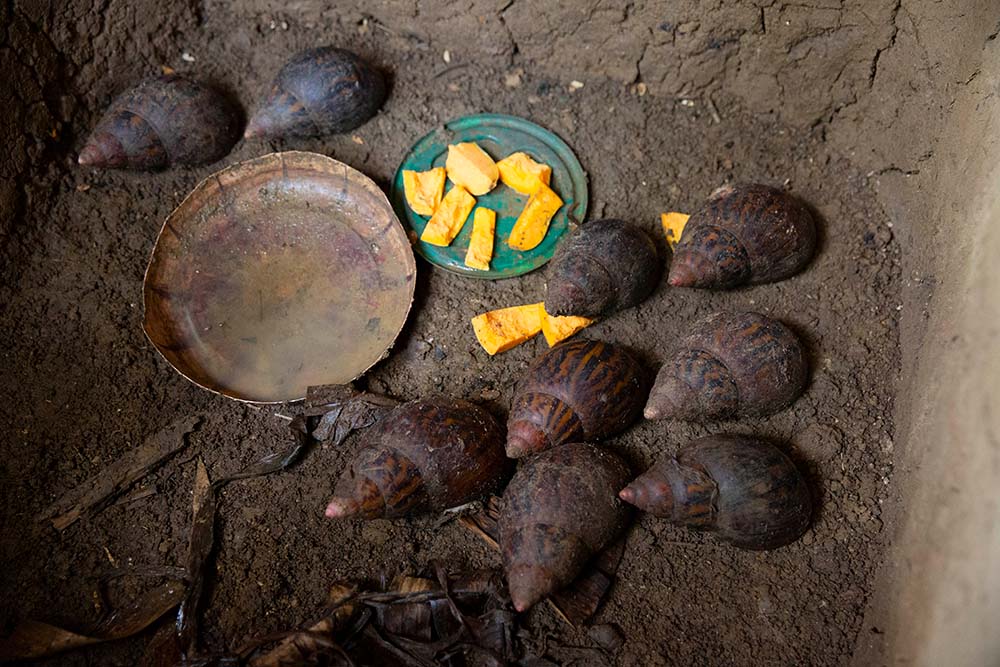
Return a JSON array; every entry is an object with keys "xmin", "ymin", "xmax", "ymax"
[
  {"xmin": 78, "ymin": 75, "xmax": 241, "ymax": 170},
  {"xmin": 545, "ymin": 219, "xmax": 662, "ymax": 319},
  {"xmin": 506, "ymin": 339, "xmax": 648, "ymax": 458},
  {"xmin": 668, "ymin": 183, "xmax": 816, "ymax": 289},
  {"xmin": 644, "ymin": 311, "xmax": 808, "ymax": 421},
  {"xmin": 245, "ymin": 47, "xmax": 386, "ymax": 140},
  {"xmin": 500, "ymin": 443, "xmax": 632, "ymax": 611},
  {"xmin": 620, "ymin": 434, "xmax": 812, "ymax": 549},
  {"xmin": 325, "ymin": 397, "xmax": 510, "ymax": 519}
]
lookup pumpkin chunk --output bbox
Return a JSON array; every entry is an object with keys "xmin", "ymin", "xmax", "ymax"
[
  {"xmin": 402, "ymin": 167, "xmax": 446, "ymax": 216},
  {"xmin": 541, "ymin": 307, "xmax": 593, "ymax": 347},
  {"xmin": 471, "ymin": 303, "xmax": 545, "ymax": 355},
  {"xmin": 661, "ymin": 212, "xmax": 691, "ymax": 250},
  {"xmin": 508, "ymin": 183, "xmax": 563, "ymax": 251},
  {"xmin": 446, "ymin": 142, "xmax": 499, "ymax": 196},
  {"xmin": 420, "ymin": 185, "xmax": 476, "ymax": 246},
  {"xmin": 497, "ymin": 152, "xmax": 552, "ymax": 195},
  {"xmin": 464, "ymin": 207, "xmax": 496, "ymax": 270}
]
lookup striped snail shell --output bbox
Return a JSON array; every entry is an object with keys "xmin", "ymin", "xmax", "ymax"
[
  {"xmin": 506, "ymin": 339, "xmax": 649, "ymax": 458},
  {"xmin": 644, "ymin": 311, "xmax": 808, "ymax": 421},
  {"xmin": 245, "ymin": 47, "xmax": 386, "ymax": 140},
  {"xmin": 545, "ymin": 218, "xmax": 662, "ymax": 318},
  {"xmin": 501, "ymin": 443, "xmax": 632, "ymax": 611},
  {"xmin": 78, "ymin": 75, "xmax": 241, "ymax": 170},
  {"xmin": 325, "ymin": 397, "xmax": 510, "ymax": 519},
  {"xmin": 620, "ymin": 434, "xmax": 812, "ymax": 549},
  {"xmin": 668, "ymin": 183, "xmax": 816, "ymax": 289}
]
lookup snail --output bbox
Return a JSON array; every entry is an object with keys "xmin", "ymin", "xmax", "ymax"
[
  {"xmin": 619, "ymin": 434, "xmax": 812, "ymax": 549},
  {"xmin": 545, "ymin": 218, "xmax": 662, "ymax": 318},
  {"xmin": 499, "ymin": 443, "xmax": 632, "ymax": 611},
  {"xmin": 325, "ymin": 397, "xmax": 510, "ymax": 519},
  {"xmin": 668, "ymin": 183, "xmax": 816, "ymax": 289},
  {"xmin": 506, "ymin": 339, "xmax": 649, "ymax": 458},
  {"xmin": 245, "ymin": 47, "xmax": 386, "ymax": 140},
  {"xmin": 78, "ymin": 75, "xmax": 241, "ymax": 170},
  {"xmin": 644, "ymin": 311, "xmax": 808, "ymax": 421}
]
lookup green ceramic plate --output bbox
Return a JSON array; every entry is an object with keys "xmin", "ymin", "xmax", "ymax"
[{"xmin": 391, "ymin": 113, "xmax": 588, "ymax": 279}]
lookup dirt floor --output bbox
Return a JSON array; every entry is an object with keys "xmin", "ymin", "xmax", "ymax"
[{"xmin": 1, "ymin": 4, "xmax": 902, "ymax": 666}]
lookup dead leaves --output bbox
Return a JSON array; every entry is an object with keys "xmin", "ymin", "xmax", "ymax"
[{"xmin": 41, "ymin": 416, "xmax": 202, "ymax": 531}]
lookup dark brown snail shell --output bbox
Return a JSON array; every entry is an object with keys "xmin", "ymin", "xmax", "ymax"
[
  {"xmin": 644, "ymin": 311, "xmax": 808, "ymax": 421},
  {"xmin": 245, "ymin": 47, "xmax": 386, "ymax": 140},
  {"xmin": 325, "ymin": 397, "xmax": 510, "ymax": 519},
  {"xmin": 668, "ymin": 183, "xmax": 816, "ymax": 289},
  {"xmin": 545, "ymin": 218, "xmax": 662, "ymax": 318},
  {"xmin": 506, "ymin": 339, "xmax": 649, "ymax": 458},
  {"xmin": 78, "ymin": 75, "xmax": 241, "ymax": 170},
  {"xmin": 500, "ymin": 443, "xmax": 632, "ymax": 611},
  {"xmin": 619, "ymin": 434, "xmax": 811, "ymax": 549}
]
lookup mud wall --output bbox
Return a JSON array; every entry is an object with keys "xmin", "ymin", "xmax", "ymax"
[{"xmin": 2, "ymin": 1, "xmax": 998, "ymax": 665}]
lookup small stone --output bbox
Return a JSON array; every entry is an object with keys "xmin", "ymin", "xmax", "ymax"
[
  {"xmin": 443, "ymin": 50, "xmax": 451, "ymax": 63},
  {"xmin": 504, "ymin": 68, "xmax": 524, "ymax": 88},
  {"xmin": 635, "ymin": 82, "xmax": 647, "ymax": 96},
  {"xmin": 569, "ymin": 80, "xmax": 585, "ymax": 91},
  {"xmin": 351, "ymin": 135, "xmax": 364, "ymax": 145},
  {"xmin": 181, "ymin": 51, "xmax": 195, "ymax": 62},
  {"xmin": 447, "ymin": 83, "xmax": 460, "ymax": 92}
]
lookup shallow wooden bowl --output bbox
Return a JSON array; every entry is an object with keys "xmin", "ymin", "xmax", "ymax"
[{"xmin": 143, "ymin": 151, "xmax": 416, "ymax": 402}]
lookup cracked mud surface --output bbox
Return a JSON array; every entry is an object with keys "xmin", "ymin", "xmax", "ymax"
[{"xmin": 7, "ymin": 0, "xmax": 987, "ymax": 665}]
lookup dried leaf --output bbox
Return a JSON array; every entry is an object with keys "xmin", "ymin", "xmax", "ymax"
[
  {"xmin": 43, "ymin": 416, "xmax": 201, "ymax": 530},
  {"xmin": 295, "ymin": 384, "xmax": 399, "ymax": 447},
  {"xmin": 459, "ymin": 495, "xmax": 624, "ymax": 627},
  {"xmin": 0, "ymin": 580, "xmax": 185, "ymax": 661},
  {"xmin": 175, "ymin": 459, "xmax": 215, "ymax": 656},
  {"xmin": 137, "ymin": 621, "xmax": 183, "ymax": 667}
]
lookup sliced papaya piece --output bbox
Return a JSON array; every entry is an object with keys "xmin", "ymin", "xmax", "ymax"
[
  {"xmin": 508, "ymin": 184, "xmax": 563, "ymax": 251},
  {"xmin": 465, "ymin": 207, "xmax": 496, "ymax": 270},
  {"xmin": 402, "ymin": 167, "xmax": 446, "ymax": 216},
  {"xmin": 497, "ymin": 152, "xmax": 552, "ymax": 195},
  {"xmin": 446, "ymin": 142, "xmax": 499, "ymax": 196},
  {"xmin": 541, "ymin": 307, "xmax": 593, "ymax": 347},
  {"xmin": 471, "ymin": 303, "xmax": 545, "ymax": 355},
  {"xmin": 420, "ymin": 185, "xmax": 476, "ymax": 246},
  {"xmin": 661, "ymin": 212, "xmax": 691, "ymax": 250}
]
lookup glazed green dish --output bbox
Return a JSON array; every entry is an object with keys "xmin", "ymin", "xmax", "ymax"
[{"xmin": 391, "ymin": 113, "xmax": 588, "ymax": 279}]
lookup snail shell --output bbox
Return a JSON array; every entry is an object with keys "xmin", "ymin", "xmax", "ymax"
[
  {"xmin": 620, "ymin": 434, "xmax": 812, "ymax": 549},
  {"xmin": 245, "ymin": 47, "xmax": 386, "ymax": 140},
  {"xmin": 500, "ymin": 443, "xmax": 632, "ymax": 611},
  {"xmin": 78, "ymin": 75, "xmax": 241, "ymax": 170},
  {"xmin": 325, "ymin": 397, "xmax": 510, "ymax": 519},
  {"xmin": 644, "ymin": 311, "xmax": 808, "ymax": 421},
  {"xmin": 506, "ymin": 339, "xmax": 649, "ymax": 458},
  {"xmin": 545, "ymin": 218, "xmax": 662, "ymax": 318},
  {"xmin": 668, "ymin": 183, "xmax": 816, "ymax": 289}
]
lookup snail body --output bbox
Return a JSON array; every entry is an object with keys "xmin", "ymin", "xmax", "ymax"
[
  {"xmin": 545, "ymin": 219, "xmax": 662, "ymax": 318},
  {"xmin": 325, "ymin": 397, "xmax": 510, "ymax": 519},
  {"xmin": 619, "ymin": 434, "xmax": 811, "ymax": 549},
  {"xmin": 506, "ymin": 339, "xmax": 648, "ymax": 458},
  {"xmin": 246, "ymin": 47, "xmax": 386, "ymax": 140},
  {"xmin": 500, "ymin": 443, "xmax": 632, "ymax": 611},
  {"xmin": 78, "ymin": 75, "xmax": 241, "ymax": 170},
  {"xmin": 668, "ymin": 183, "xmax": 816, "ymax": 289},
  {"xmin": 644, "ymin": 311, "xmax": 807, "ymax": 421}
]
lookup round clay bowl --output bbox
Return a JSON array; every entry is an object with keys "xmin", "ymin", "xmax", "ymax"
[{"xmin": 143, "ymin": 151, "xmax": 416, "ymax": 403}]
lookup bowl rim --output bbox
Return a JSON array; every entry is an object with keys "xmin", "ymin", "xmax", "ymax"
[{"xmin": 141, "ymin": 150, "xmax": 417, "ymax": 404}]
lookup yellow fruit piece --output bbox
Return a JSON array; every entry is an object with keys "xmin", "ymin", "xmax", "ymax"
[
  {"xmin": 661, "ymin": 212, "xmax": 691, "ymax": 250},
  {"xmin": 420, "ymin": 185, "xmax": 476, "ymax": 246},
  {"xmin": 471, "ymin": 302, "xmax": 545, "ymax": 355},
  {"xmin": 464, "ymin": 207, "xmax": 496, "ymax": 270},
  {"xmin": 402, "ymin": 167, "xmax": 446, "ymax": 216},
  {"xmin": 508, "ymin": 183, "xmax": 563, "ymax": 251},
  {"xmin": 541, "ymin": 307, "xmax": 593, "ymax": 347},
  {"xmin": 497, "ymin": 152, "xmax": 552, "ymax": 195},
  {"xmin": 445, "ymin": 142, "xmax": 499, "ymax": 196}
]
